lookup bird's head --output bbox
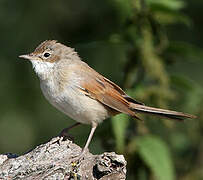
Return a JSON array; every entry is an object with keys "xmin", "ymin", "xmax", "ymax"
[{"xmin": 19, "ymin": 40, "xmax": 76, "ymax": 79}]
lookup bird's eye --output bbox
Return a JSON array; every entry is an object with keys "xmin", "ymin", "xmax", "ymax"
[{"xmin": 43, "ymin": 52, "xmax": 51, "ymax": 58}]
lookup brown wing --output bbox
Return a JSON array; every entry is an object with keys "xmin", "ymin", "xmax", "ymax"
[
  {"xmin": 75, "ymin": 62, "xmax": 140, "ymax": 118},
  {"xmin": 61, "ymin": 62, "xmax": 196, "ymax": 121},
  {"xmin": 103, "ymin": 77, "xmax": 144, "ymax": 105}
]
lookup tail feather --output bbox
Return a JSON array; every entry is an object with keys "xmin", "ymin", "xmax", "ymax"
[{"xmin": 130, "ymin": 104, "xmax": 196, "ymax": 121}]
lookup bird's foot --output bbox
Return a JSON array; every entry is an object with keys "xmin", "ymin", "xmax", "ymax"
[
  {"xmin": 58, "ymin": 122, "xmax": 81, "ymax": 141},
  {"xmin": 59, "ymin": 127, "xmax": 75, "ymax": 142},
  {"xmin": 71, "ymin": 148, "xmax": 88, "ymax": 165}
]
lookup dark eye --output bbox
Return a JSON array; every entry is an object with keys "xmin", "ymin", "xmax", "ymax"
[{"xmin": 43, "ymin": 52, "xmax": 51, "ymax": 58}]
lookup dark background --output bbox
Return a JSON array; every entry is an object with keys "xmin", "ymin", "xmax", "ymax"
[{"xmin": 0, "ymin": 0, "xmax": 203, "ymax": 179}]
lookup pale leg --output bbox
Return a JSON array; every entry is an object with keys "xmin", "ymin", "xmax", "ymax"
[{"xmin": 80, "ymin": 123, "xmax": 97, "ymax": 156}]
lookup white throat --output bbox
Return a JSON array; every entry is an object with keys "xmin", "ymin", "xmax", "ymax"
[{"xmin": 31, "ymin": 60, "xmax": 55, "ymax": 80}]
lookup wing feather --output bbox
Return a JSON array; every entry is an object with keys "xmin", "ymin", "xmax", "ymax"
[{"xmin": 71, "ymin": 62, "xmax": 139, "ymax": 117}]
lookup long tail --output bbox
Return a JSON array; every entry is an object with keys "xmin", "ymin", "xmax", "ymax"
[{"xmin": 130, "ymin": 103, "xmax": 196, "ymax": 121}]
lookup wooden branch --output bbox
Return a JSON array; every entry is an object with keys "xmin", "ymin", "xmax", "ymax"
[{"xmin": 0, "ymin": 137, "xmax": 126, "ymax": 179}]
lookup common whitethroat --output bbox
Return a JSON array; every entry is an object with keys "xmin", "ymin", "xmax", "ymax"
[{"xmin": 19, "ymin": 40, "xmax": 196, "ymax": 155}]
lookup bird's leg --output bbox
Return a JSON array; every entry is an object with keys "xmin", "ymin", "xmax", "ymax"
[
  {"xmin": 59, "ymin": 122, "xmax": 81, "ymax": 141},
  {"xmin": 79, "ymin": 123, "xmax": 98, "ymax": 158}
]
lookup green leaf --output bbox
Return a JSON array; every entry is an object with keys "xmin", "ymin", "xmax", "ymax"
[
  {"xmin": 153, "ymin": 11, "xmax": 190, "ymax": 25},
  {"xmin": 136, "ymin": 135, "xmax": 175, "ymax": 180},
  {"xmin": 146, "ymin": 0, "xmax": 185, "ymax": 11},
  {"xmin": 111, "ymin": 114, "xmax": 129, "ymax": 153}
]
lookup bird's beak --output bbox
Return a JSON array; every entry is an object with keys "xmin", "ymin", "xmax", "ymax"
[{"xmin": 19, "ymin": 54, "xmax": 33, "ymax": 60}]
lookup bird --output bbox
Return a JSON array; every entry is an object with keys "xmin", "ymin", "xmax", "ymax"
[{"xmin": 19, "ymin": 40, "xmax": 196, "ymax": 156}]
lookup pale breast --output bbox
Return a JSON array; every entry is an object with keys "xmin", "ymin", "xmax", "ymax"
[{"xmin": 40, "ymin": 79, "xmax": 110, "ymax": 125}]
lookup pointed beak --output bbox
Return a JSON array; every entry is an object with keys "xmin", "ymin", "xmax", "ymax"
[{"xmin": 19, "ymin": 54, "xmax": 32, "ymax": 60}]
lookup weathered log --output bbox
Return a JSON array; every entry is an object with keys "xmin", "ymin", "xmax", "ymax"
[{"xmin": 0, "ymin": 137, "xmax": 126, "ymax": 180}]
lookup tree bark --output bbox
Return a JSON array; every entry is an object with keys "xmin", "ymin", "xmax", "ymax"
[{"xmin": 0, "ymin": 137, "xmax": 126, "ymax": 180}]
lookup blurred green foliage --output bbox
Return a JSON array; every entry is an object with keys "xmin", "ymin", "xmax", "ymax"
[
  {"xmin": 0, "ymin": 0, "xmax": 203, "ymax": 179},
  {"xmin": 134, "ymin": 135, "xmax": 175, "ymax": 180}
]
